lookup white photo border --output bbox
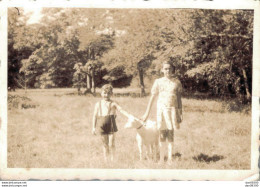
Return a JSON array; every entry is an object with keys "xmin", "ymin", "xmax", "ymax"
[{"xmin": 0, "ymin": 0, "xmax": 259, "ymax": 181}]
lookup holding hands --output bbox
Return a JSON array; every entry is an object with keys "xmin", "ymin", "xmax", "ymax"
[{"xmin": 141, "ymin": 112, "xmax": 149, "ymax": 122}]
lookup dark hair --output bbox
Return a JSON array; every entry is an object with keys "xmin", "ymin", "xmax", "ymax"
[
  {"xmin": 162, "ymin": 61, "xmax": 175, "ymax": 72},
  {"xmin": 101, "ymin": 84, "xmax": 113, "ymax": 94}
]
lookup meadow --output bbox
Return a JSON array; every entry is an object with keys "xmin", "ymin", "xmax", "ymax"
[{"xmin": 7, "ymin": 88, "xmax": 251, "ymax": 169}]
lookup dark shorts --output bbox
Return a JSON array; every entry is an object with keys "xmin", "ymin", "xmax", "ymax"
[
  {"xmin": 97, "ymin": 115, "xmax": 118, "ymax": 135},
  {"xmin": 159, "ymin": 129, "xmax": 174, "ymax": 142}
]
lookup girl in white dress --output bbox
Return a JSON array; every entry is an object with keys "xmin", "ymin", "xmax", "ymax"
[{"xmin": 142, "ymin": 61, "xmax": 183, "ymax": 164}]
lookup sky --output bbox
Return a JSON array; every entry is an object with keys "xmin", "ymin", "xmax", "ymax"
[{"xmin": 23, "ymin": 7, "xmax": 43, "ymax": 24}]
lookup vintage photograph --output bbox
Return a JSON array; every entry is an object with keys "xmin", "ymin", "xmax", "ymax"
[{"xmin": 1, "ymin": 1, "xmax": 259, "ymax": 180}]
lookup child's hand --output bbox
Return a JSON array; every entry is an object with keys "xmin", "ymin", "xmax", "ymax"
[
  {"xmin": 92, "ymin": 128, "xmax": 96, "ymax": 135},
  {"xmin": 178, "ymin": 109, "xmax": 182, "ymax": 115},
  {"xmin": 174, "ymin": 123, "xmax": 180, "ymax": 130},
  {"xmin": 141, "ymin": 113, "xmax": 148, "ymax": 122},
  {"xmin": 177, "ymin": 109, "xmax": 183, "ymax": 123}
]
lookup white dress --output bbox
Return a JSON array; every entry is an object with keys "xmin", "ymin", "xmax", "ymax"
[{"xmin": 151, "ymin": 77, "xmax": 182, "ymax": 130}]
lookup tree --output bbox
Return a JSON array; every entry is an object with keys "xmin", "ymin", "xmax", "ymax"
[
  {"xmin": 185, "ymin": 10, "xmax": 253, "ymax": 102},
  {"xmin": 20, "ymin": 8, "xmax": 83, "ymax": 88},
  {"xmin": 8, "ymin": 8, "xmax": 35, "ymax": 90},
  {"xmin": 76, "ymin": 9, "xmax": 115, "ymax": 93},
  {"xmin": 12, "ymin": 8, "xmax": 253, "ymax": 103},
  {"xmin": 100, "ymin": 9, "xmax": 195, "ymax": 95},
  {"xmin": 72, "ymin": 62, "xmax": 85, "ymax": 95}
]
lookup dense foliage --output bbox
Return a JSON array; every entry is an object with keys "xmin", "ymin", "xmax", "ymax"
[{"xmin": 8, "ymin": 8, "xmax": 253, "ymax": 102}]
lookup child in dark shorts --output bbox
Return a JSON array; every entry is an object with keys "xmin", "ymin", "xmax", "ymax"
[{"xmin": 92, "ymin": 84, "xmax": 131, "ymax": 162}]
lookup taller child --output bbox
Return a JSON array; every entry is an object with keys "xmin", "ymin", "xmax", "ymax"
[{"xmin": 142, "ymin": 61, "xmax": 183, "ymax": 164}]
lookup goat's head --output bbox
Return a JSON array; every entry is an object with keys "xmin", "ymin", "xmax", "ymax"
[{"xmin": 124, "ymin": 116, "xmax": 142, "ymax": 129}]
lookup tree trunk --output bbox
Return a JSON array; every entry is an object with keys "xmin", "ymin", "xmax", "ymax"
[
  {"xmin": 24, "ymin": 79, "xmax": 28, "ymax": 94},
  {"xmin": 87, "ymin": 47, "xmax": 90, "ymax": 59},
  {"xmin": 77, "ymin": 74, "xmax": 81, "ymax": 95},
  {"xmin": 242, "ymin": 68, "xmax": 251, "ymax": 100},
  {"xmin": 85, "ymin": 73, "xmax": 91, "ymax": 94},
  {"xmin": 77, "ymin": 86, "xmax": 81, "ymax": 95},
  {"xmin": 138, "ymin": 68, "xmax": 145, "ymax": 97},
  {"xmin": 92, "ymin": 49, "xmax": 95, "ymax": 60},
  {"xmin": 91, "ymin": 68, "xmax": 96, "ymax": 94}
]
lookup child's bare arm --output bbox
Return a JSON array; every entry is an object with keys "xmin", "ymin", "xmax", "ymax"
[
  {"xmin": 142, "ymin": 94, "xmax": 156, "ymax": 121},
  {"xmin": 178, "ymin": 95, "xmax": 182, "ymax": 115},
  {"xmin": 113, "ymin": 102, "xmax": 132, "ymax": 118},
  {"xmin": 142, "ymin": 79, "xmax": 158, "ymax": 121},
  {"xmin": 177, "ymin": 81, "xmax": 183, "ymax": 114},
  {"xmin": 92, "ymin": 103, "xmax": 99, "ymax": 135}
]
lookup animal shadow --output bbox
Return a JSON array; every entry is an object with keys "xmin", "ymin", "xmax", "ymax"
[
  {"xmin": 192, "ymin": 153, "xmax": 224, "ymax": 163},
  {"xmin": 173, "ymin": 152, "xmax": 182, "ymax": 159},
  {"xmin": 164, "ymin": 152, "xmax": 182, "ymax": 161}
]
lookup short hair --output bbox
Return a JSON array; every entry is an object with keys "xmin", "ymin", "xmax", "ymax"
[
  {"xmin": 101, "ymin": 84, "xmax": 113, "ymax": 94},
  {"xmin": 162, "ymin": 61, "xmax": 175, "ymax": 72}
]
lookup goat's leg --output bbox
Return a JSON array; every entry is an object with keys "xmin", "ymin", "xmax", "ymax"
[
  {"xmin": 138, "ymin": 142, "xmax": 143, "ymax": 161},
  {"xmin": 146, "ymin": 145, "xmax": 152, "ymax": 161},
  {"xmin": 153, "ymin": 144, "xmax": 158, "ymax": 161},
  {"xmin": 148, "ymin": 144, "xmax": 153, "ymax": 161}
]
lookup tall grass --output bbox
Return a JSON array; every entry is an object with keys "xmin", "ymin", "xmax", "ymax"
[{"xmin": 7, "ymin": 90, "xmax": 251, "ymax": 169}]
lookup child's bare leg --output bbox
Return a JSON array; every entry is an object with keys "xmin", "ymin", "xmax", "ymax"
[
  {"xmin": 168, "ymin": 142, "xmax": 174, "ymax": 163},
  {"xmin": 159, "ymin": 142, "xmax": 167, "ymax": 163},
  {"xmin": 101, "ymin": 134, "xmax": 109, "ymax": 162},
  {"xmin": 103, "ymin": 146, "xmax": 109, "ymax": 162},
  {"xmin": 159, "ymin": 130, "xmax": 167, "ymax": 164},
  {"xmin": 167, "ymin": 130, "xmax": 174, "ymax": 164},
  {"xmin": 108, "ymin": 133, "xmax": 116, "ymax": 161},
  {"xmin": 163, "ymin": 110, "xmax": 174, "ymax": 163}
]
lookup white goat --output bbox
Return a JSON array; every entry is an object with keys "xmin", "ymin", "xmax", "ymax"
[{"xmin": 125, "ymin": 116, "xmax": 159, "ymax": 161}]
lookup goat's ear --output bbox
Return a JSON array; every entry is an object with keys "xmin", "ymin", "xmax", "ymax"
[
  {"xmin": 124, "ymin": 121, "xmax": 131, "ymax": 129},
  {"xmin": 128, "ymin": 115, "xmax": 135, "ymax": 122},
  {"xmin": 125, "ymin": 116, "xmax": 136, "ymax": 128}
]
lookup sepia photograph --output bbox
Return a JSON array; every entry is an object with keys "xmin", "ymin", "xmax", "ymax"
[{"xmin": 0, "ymin": 0, "xmax": 259, "ymax": 181}]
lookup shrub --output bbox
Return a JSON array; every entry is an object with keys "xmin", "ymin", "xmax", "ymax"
[{"xmin": 8, "ymin": 95, "xmax": 38, "ymax": 110}]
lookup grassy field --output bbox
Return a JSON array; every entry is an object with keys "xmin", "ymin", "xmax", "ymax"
[{"xmin": 7, "ymin": 89, "xmax": 251, "ymax": 169}]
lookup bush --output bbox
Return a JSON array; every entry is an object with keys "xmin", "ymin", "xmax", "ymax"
[
  {"xmin": 221, "ymin": 99, "xmax": 251, "ymax": 113},
  {"xmin": 8, "ymin": 95, "xmax": 38, "ymax": 110}
]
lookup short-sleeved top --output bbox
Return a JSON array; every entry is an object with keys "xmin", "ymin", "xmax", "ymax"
[
  {"xmin": 151, "ymin": 77, "xmax": 182, "ymax": 109},
  {"xmin": 151, "ymin": 77, "xmax": 182, "ymax": 130}
]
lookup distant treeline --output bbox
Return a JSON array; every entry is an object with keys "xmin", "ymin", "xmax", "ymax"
[{"xmin": 8, "ymin": 8, "xmax": 253, "ymax": 102}]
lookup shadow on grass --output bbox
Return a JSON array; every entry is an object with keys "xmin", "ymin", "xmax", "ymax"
[
  {"xmin": 173, "ymin": 152, "xmax": 182, "ymax": 158},
  {"xmin": 192, "ymin": 153, "xmax": 224, "ymax": 163},
  {"xmin": 163, "ymin": 152, "xmax": 182, "ymax": 161}
]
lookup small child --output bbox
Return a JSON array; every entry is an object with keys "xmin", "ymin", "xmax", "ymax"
[
  {"xmin": 142, "ymin": 61, "xmax": 183, "ymax": 164},
  {"xmin": 92, "ymin": 84, "xmax": 131, "ymax": 162}
]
